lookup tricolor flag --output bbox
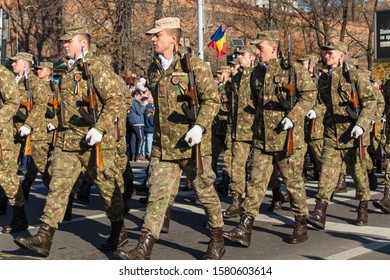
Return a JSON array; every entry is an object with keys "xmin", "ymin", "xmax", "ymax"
[{"xmin": 207, "ymin": 25, "xmax": 228, "ymax": 59}]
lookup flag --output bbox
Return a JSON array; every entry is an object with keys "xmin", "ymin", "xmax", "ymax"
[{"xmin": 208, "ymin": 25, "xmax": 228, "ymax": 59}]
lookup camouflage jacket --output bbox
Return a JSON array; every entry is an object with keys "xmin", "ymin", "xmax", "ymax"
[
  {"xmin": 251, "ymin": 58, "xmax": 316, "ymax": 152},
  {"xmin": 305, "ymin": 78, "xmax": 325, "ymax": 141},
  {"xmin": 315, "ymin": 66, "xmax": 376, "ymax": 149},
  {"xmin": 0, "ymin": 65, "xmax": 20, "ymax": 150},
  {"xmin": 232, "ymin": 66, "xmax": 256, "ymax": 142},
  {"xmin": 45, "ymin": 80, "xmax": 59, "ymax": 143},
  {"xmin": 14, "ymin": 72, "xmax": 50, "ymax": 142},
  {"xmin": 148, "ymin": 52, "xmax": 220, "ymax": 160},
  {"xmin": 212, "ymin": 80, "xmax": 232, "ymax": 137},
  {"xmin": 56, "ymin": 51, "xmax": 126, "ymax": 151}
]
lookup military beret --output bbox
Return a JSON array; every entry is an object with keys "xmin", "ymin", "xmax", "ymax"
[
  {"xmin": 250, "ymin": 30, "xmax": 280, "ymax": 45},
  {"xmin": 321, "ymin": 41, "xmax": 348, "ymax": 54},
  {"xmin": 216, "ymin": 66, "xmax": 231, "ymax": 74},
  {"xmin": 10, "ymin": 52, "xmax": 33, "ymax": 62},
  {"xmin": 297, "ymin": 54, "xmax": 319, "ymax": 64},
  {"xmin": 146, "ymin": 17, "xmax": 181, "ymax": 35},
  {"xmin": 60, "ymin": 25, "xmax": 89, "ymax": 41},
  {"xmin": 236, "ymin": 45, "xmax": 257, "ymax": 55},
  {"xmin": 36, "ymin": 61, "xmax": 53, "ymax": 69}
]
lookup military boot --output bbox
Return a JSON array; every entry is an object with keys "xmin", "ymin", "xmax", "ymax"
[
  {"xmin": 307, "ymin": 199, "xmax": 328, "ymax": 229},
  {"xmin": 76, "ymin": 180, "xmax": 92, "ymax": 203},
  {"xmin": 287, "ymin": 215, "xmax": 308, "ymax": 244},
  {"xmin": 356, "ymin": 201, "xmax": 368, "ymax": 226},
  {"xmin": 1, "ymin": 205, "xmax": 28, "ymax": 234},
  {"xmin": 202, "ymin": 227, "xmax": 225, "ymax": 260},
  {"xmin": 216, "ymin": 171, "xmax": 230, "ymax": 196},
  {"xmin": 63, "ymin": 195, "xmax": 73, "ymax": 222},
  {"xmin": 368, "ymin": 170, "xmax": 378, "ymax": 191},
  {"xmin": 222, "ymin": 214, "xmax": 254, "ymax": 247},
  {"xmin": 21, "ymin": 178, "xmax": 34, "ymax": 201},
  {"xmin": 222, "ymin": 193, "xmax": 243, "ymax": 219},
  {"xmin": 0, "ymin": 191, "xmax": 7, "ymax": 215},
  {"xmin": 161, "ymin": 205, "xmax": 172, "ymax": 233},
  {"xmin": 376, "ymin": 159, "xmax": 382, "ymax": 174},
  {"xmin": 268, "ymin": 186, "xmax": 284, "ymax": 212},
  {"xmin": 14, "ymin": 223, "xmax": 55, "ymax": 257},
  {"xmin": 99, "ymin": 220, "xmax": 128, "ymax": 251},
  {"xmin": 334, "ymin": 173, "xmax": 347, "ymax": 193},
  {"xmin": 113, "ymin": 231, "xmax": 156, "ymax": 260},
  {"xmin": 373, "ymin": 187, "xmax": 390, "ymax": 214}
]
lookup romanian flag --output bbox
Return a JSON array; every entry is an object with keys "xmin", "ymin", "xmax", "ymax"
[{"xmin": 208, "ymin": 25, "xmax": 228, "ymax": 59}]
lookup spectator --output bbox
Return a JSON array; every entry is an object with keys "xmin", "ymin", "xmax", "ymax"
[
  {"xmin": 123, "ymin": 69, "xmax": 136, "ymax": 88},
  {"xmin": 143, "ymin": 96, "xmax": 154, "ymax": 159}
]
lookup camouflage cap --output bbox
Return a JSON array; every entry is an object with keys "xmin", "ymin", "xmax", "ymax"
[
  {"xmin": 321, "ymin": 41, "xmax": 348, "ymax": 54},
  {"xmin": 228, "ymin": 59, "xmax": 239, "ymax": 66},
  {"xmin": 250, "ymin": 30, "xmax": 280, "ymax": 45},
  {"xmin": 236, "ymin": 45, "xmax": 257, "ymax": 55},
  {"xmin": 10, "ymin": 52, "xmax": 33, "ymax": 62},
  {"xmin": 297, "ymin": 54, "xmax": 319, "ymax": 64},
  {"xmin": 216, "ymin": 66, "xmax": 231, "ymax": 74},
  {"xmin": 60, "ymin": 25, "xmax": 89, "ymax": 41},
  {"xmin": 146, "ymin": 17, "xmax": 181, "ymax": 35},
  {"xmin": 36, "ymin": 61, "xmax": 53, "ymax": 69}
]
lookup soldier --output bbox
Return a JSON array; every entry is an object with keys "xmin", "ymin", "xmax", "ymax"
[
  {"xmin": 113, "ymin": 17, "xmax": 224, "ymax": 260},
  {"xmin": 0, "ymin": 64, "xmax": 29, "ymax": 234},
  {"xmin": 14, "ymin": 26, "xmax": 128, "ymax": 257},
  {"xmin": 223, "ymin": 30, "xmax": 316, "ymax": 246},
  {"xmin": 307, "ymin": 41, "xmax": 376, "ymax": 229}
]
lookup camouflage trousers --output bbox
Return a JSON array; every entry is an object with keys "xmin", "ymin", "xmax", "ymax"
[
  {"xmin": 24, "ymin": 141, "xmax": 51, "ymax": 187},
  {"xmin": 231, "ymin": 141, "xmax": 252, "ymax": 196},
  {"xmin": 211, "ymin": 133, "xmax": 227, "ymax": 175},
  {"xmin": 143, "ymin": 155, "xmax": 223, "ymax": 239},
  {"xmin": 115, "ymin": 138, "xmax": 133, "ymax": 194},
  {"xmin": 41, "ymin": 147, "xmax": 124, "ymax": 229},
  {"xmin": 316, "ymin": 146, "xmax": 370, "ymax": 203},
  {"xmin": 0, "ymin": 142, "xmax": 24, "ymax": 207},
  {"xmin": 307, "ymin": 138, "xmax": 324, "ymax": 170},
  {"xmin": 242, "ymin": 147, "xmax": 308, "ymax": 217}
]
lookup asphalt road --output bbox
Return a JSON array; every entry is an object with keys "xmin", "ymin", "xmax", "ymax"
[{"xmin": 0, "ymin": 159, "xmax": 389, "ymax": 261}]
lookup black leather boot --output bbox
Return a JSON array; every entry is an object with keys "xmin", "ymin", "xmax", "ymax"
[
  {"xmin": 287, "ymin": 215, "xmax": 308, "ymax": 244},
  {"xmin": 21, "ymin": 178, "xmax": 34, "ymax": 201},
  {"xmin": 373, "ymin": 187, "xmax": 390, "ymax": 214},
  {"xmin": 0, "ymin": 190, "xmax": 7, "ymax": 215},
  {"xmin": 161, "ymin": 205, "xmax": 172, "ymax": 233},
  {"xmin": 376, "ymin": 159, "xmax": 382, "ymax": 174},
  {"xmin": 222, "ymin": 214, "xmax": 254, "ymax": 247},
  {"xmin": 113, "ymin": 231, "xmax": 156, "ymax": 260},
  {"xmin": 99, "ymin": 220, "xmax": 128, "ymax": 251},
  {"xmin": 14, "ymin": 223, "xmax": 55, "ymax": 257},
  {"xmin": 216, "ymin": 171, "xmax": 230, "ymax": 196},
  {"xmin": 307, "ymin": 199, "xmax": 328, "ymax": 229},
  {"xmin": 202, "ymin": 227, "xmax": 225, "ymax": 260},
  {"xmin": 368, "ymin": 170, "xmax": 378, "ymax": 191},
  {"xmin": 356, "ymin": 201, "xmax": 368, "ymax": 225},
  {"xmin": 268, "ymin": 186, "xmax": 284, "ymax": 212},
  {"xmin": 334, "ymin": 173, "xmax": 347, "ymax": 193},
  {"xmin": 63, "ymin": 195, "xmax": 73, "ymax": 221},
  {"xmin": 222, "ymin": 193, "xmax": 243, "ymax": 219},
  {"xmin": 1, "ymin": 205, "xmax": 28, "ymax": 233}
]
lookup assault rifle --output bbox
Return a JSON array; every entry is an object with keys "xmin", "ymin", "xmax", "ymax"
[
  {"xmin": 181, "ymin": 34, "xmax": 203, "ymax": 175},
  {"xmin": 80, "ymin": 47, "xmax": 104, "ymax": 172},
  {"xmin": 48, "ymin": 72, "xmax": 59, "ymax": 147},
  {"xmin": 281, "ymin": 34, "xmax": 296, "ymax": 157},
  {"xmin": 20, "ymin": 70, "xmax": 33, "ymax": 156},
  {"xmin": 345, "ymin": 56, "xmax": 366, "ymax": 161}
]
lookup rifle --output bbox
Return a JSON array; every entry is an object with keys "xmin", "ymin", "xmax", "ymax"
[
  {"xmin": 20, "ymin": 70, "xmax": 33, "ymax": 156},
  {"xmin": 181, "ymin": 34, "xmax": 203, "ymax": 175},
  {"xmin": 282, "ymin": 35, "xmax": 296, "ymax": 157},
  {"xmin": 345, "ymin": 56, "xmax": 366, "ymax": 161},
  {"xmin": 48, "ymin": 72, "xmax": 59, "ymax": 148},
  {"xmin": 308, "ymin": 59, "xmax": 317, "ymax": 138},
  {"xmin": 80, "ymin": 47, "xmax": 104, "ymax": 172}
]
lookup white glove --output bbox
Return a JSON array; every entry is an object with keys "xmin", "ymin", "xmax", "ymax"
[
  {"xmin": 306, "ymin": 110, "xmax": 317, "ymax": 120},
  {"xmin": 351, "ymin": 125, "xmax": 363, "ymax": 139},
  {"xmin": 47, "ymin": 123, "xmax": 56, "ymax": 131},
  {"xmin": 86, "ymin": 128, "xmax": 103, "ymax": 146},
  {"xmin": 184, "ymin": 125, "xmax": 203, "ymax": 147},
  {"xmin": 381, "ymin": 117, "xmax": 386, "ymax": 123},
  {"xmin": 19, "ymin": 125, "xmax": 31, "ymax": 137},
  {"xmin": 281, "ymin": 117, "xmax": 293, "ymax": 131},
  {"xmin": 370, "ymin": 120, "xmax": 375, "ymax": 125}
]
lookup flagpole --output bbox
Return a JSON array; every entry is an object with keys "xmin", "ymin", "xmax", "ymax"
[{"xmin": 197, "ymin": 0, "xmax": 204, "ymax": 59}]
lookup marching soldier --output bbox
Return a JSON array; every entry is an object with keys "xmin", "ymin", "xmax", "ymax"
[
  {"xmin": 113, "ymin": 17, "xmax": 224, "ymax": 260},
  {"xmin": 0, "ymin": 64, "xmax": 29, "ymax": 234},
  {"xmin": 307, "ymin": 41, "xmax": 376, "ymax": 229},
  {"xmin": 14, "ymin": 26, "xmax": 128, "ymax": 257},
  {"xmin": 223, "ymin": 30, "xmax": 316, "ymax": 246}
]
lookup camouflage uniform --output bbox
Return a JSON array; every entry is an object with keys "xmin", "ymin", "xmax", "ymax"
[{"xmin": 143, "ymin": 50, "xmax": 222, "ymax": 238}]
